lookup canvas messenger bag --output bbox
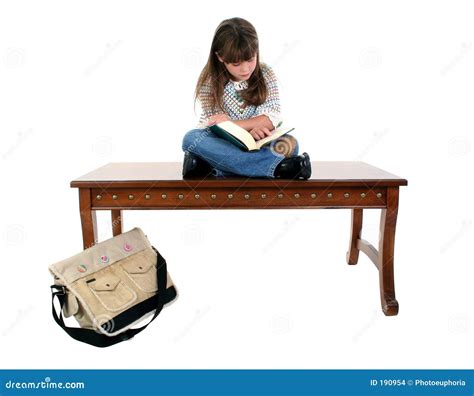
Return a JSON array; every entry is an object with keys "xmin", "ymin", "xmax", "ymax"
[{"xmin": 49, "ymin": 227, "xmax": 178, "ymax": 347}]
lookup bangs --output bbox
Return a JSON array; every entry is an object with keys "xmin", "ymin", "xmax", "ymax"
[{"xmin": 220, "ymin": 39, "xmax": 258, "ymax": 63}]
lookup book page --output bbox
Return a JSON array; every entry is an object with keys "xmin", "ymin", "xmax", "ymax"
[
  {"xmin": 256, "ymin": 127, "xmax": 295, "ymax": 149},
  {"xmin": 217, "ymin": 121, "xmax": 257, "ymax": 150}
]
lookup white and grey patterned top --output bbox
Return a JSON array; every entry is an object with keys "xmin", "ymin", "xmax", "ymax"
[{"xmin": 196, "ymin": 63, "xmax": 283, "ymax": 129}]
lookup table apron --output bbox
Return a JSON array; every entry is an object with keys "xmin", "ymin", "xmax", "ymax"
[{"xmin": 89, "ymin": 186, "xmax": 388, "ymax": 209}]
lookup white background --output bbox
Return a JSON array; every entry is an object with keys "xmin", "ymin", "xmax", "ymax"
[{"xmin": 0, "ymin": 0, "xmax": 473, "ymax": 368}]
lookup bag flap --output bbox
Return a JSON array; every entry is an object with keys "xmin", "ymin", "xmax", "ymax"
[
  {"xmin": 48, "ymin": 227, "xmax": 152, "ymax": 286},
  {"xmin": 88, "ymin": 275, "xmax": 121, "ymax": 292}
]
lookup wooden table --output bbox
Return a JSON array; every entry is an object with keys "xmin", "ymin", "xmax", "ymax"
[{"xmin": 71, "ymin": 162, "xmax": 408, "ymax": 316}]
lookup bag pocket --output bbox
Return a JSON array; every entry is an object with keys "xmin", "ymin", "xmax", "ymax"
[
  {"xmin": 63, "ymin": 292, "xmax": 79, "ymax": 318},
  {"xmin": 121, "ymin": 252, "xmax": 157, "ymax": 293},
  {"xmin": 88, "ymin": 273, "xmax": 136, "ymax": 312}
]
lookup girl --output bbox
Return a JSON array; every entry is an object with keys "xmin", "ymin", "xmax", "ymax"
[{"xmin": 181, "ymin": 17, "xmax": 311, "ymax": 180}]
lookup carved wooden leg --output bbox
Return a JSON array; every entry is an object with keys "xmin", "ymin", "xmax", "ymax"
[
  {"xmin": 79, "ymin": 188, "xmax": 97, "ymax": 250},
  {"xmin": 378, "ymin": 187, "xmax": 399, "ymax": 316},
  {"xmin": 111, "ymin": 210, "xmax": 123, "ymax": 236},
  {"xmin": 347, "ymin": 209, "xmax": 363, "ymax": 265}
]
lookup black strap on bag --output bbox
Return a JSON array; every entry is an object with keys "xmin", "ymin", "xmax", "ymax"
[{"xmin": 51, "ymin": 246, "xmax": 172, "ymax": 348}]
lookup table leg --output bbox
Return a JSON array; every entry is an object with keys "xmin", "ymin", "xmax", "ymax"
[
  {"xmin": 111, "ymin": 210, "xmax": 123, "ymax": 236},
  {"xmin": 79, "ymin": 188, "xmax": 97, "ymax": 249},
  {"xmin": 347, "ymin": 209, "xmax": 363, "ymax": 265},
  {"xmin": 378, "ymin": 187, "xmax": 400, "ymax": 316}
]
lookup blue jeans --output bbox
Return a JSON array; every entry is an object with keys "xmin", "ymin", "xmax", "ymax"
[{"xmin": 182, "ymin": 128, "xmax": 299, "ymax": 178}]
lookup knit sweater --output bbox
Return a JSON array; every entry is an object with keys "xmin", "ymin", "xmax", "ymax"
[{"xmin": 196, "ymin": 63, "xmax": 283, "ymax": 129}]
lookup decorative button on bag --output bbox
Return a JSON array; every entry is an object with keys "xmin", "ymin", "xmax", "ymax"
[{"xmin": 49, "ymin": 227, "xmax": 178, "ymax": 347}]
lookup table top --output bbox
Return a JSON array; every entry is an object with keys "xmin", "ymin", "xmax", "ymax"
[{"xmin": 70, "ymin": 162, "xmax": 408, "ymax": 188}]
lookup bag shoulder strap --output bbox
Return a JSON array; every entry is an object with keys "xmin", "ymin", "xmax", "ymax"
[{"xmin": 51, "ymin": 246, "xmax": 170, "ymax": 348}]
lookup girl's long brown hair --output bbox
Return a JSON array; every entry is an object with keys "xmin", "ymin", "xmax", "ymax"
[{"xmin": 194, "ymin": 17, "xmax": 268, "ymax": 112}]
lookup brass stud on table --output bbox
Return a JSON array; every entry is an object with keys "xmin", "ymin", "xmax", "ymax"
[
  {"xmin": 112, "ymin": 194, "xmax": 118, "ymax": 200},
  {"xmin": 327, "ymin": 193, "xmax": 333, "ymax": 198},
  {"xmin": 194, "ymin": 193, "xmax": 200, "ymax": 199},
  {"xmin": 294, "ymin": 193, "xmax": 300, "ymax": 199},
  {"xmin": 261, "ymin": 193, "xmax": 267, "ymax": 199},
  {"xmin": 96, "ymin": 194, "xmax": 102, "ymax": 200},
  {"xmin": 244, "ymin": 193, "xmax": 250, "ymax": 200},
  {"xmin": 161, "ymin": 193, "xmax": 167, "ymax": 199},
  {"xmin": 211, "ymin": 194, "xmax": 217, "ymax": 200},
  {"xmin": 311, "ymin": 193, "xmax": 317, "ymax": 199},
  {"xmin": 360, "ymin": 192, "xmax": 366, "ymax": 198},
  {"xmin": 344, "ymin": 192, "xmax": 350, "ymax": 198},
  {"xmin": 376, "ymin": 192, "xmax": 382, "ymax": 198},
  {"xmin": 178, "ymin": 193, "xmax": 184, "ymax": 200},
  {"xmin": 128, "ymin": 194, "xmax": 134, "ymax": 200},
  {"xmin": 145, "ymin": 194, "xmax": 151, "ymax": 200},
  {"xmin": 278, "ymin": 193, "xmax": 283, "ymax": 199},
  {"xmin": 227, "ymin": 193, "xmax": 233, "ymax": 199}
]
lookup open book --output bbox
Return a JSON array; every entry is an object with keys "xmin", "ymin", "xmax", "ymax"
[{"xmin": 209, "ymin": 121, "xmax": 295, "ymax": 152}]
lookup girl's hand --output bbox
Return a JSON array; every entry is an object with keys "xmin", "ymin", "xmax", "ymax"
[
  {"xmin": 207, "ymin": 113, "xmax": 231, "ymax": 126},
  {"xmin": 249, "ymin": 127, "xmax": 273, "ymax": 141}
]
